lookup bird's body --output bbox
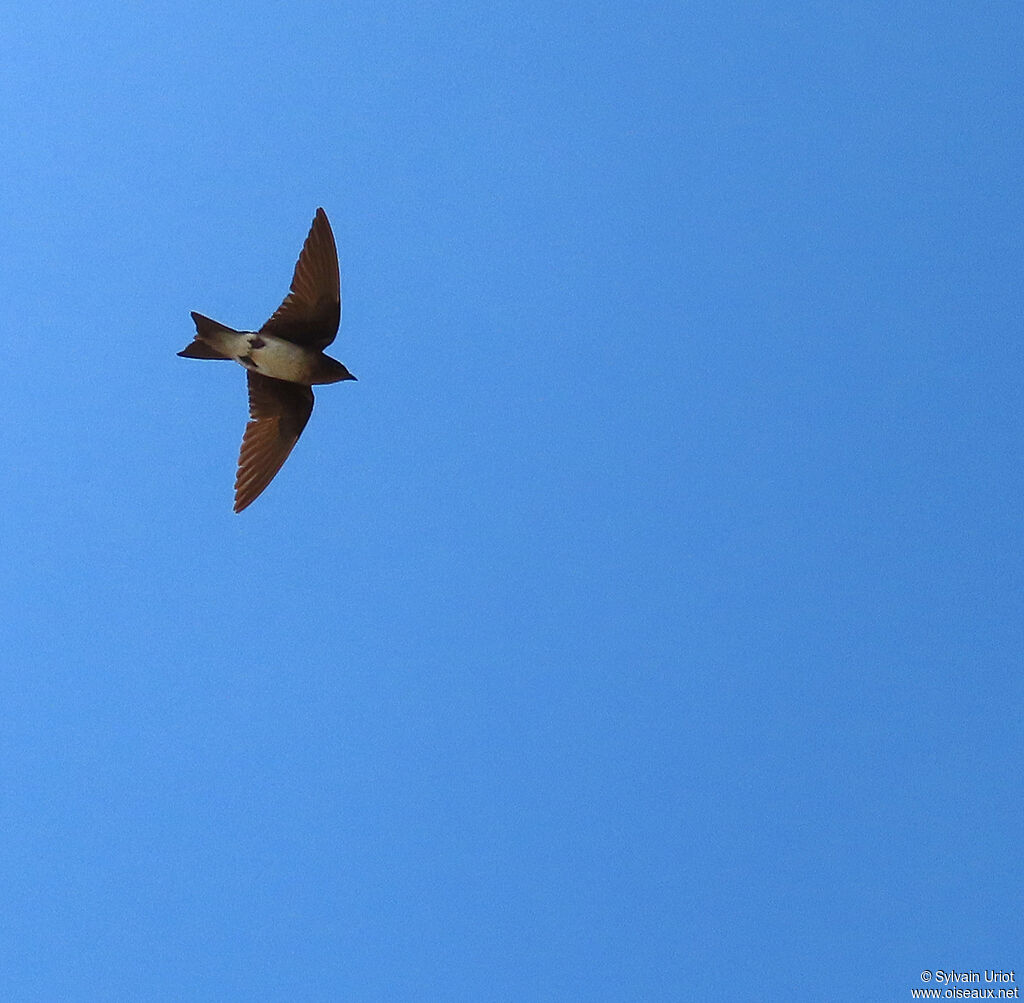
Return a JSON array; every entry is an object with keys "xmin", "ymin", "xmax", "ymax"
[
  {"xmin": 185, "ymin": 317, "xmax": 351, "ymax": 385},
  {"xmin": 178, "ymin": 208, "xmax": 356, "ymax": 512}
]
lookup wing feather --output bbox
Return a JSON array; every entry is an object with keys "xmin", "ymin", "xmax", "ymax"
[
  {"xmin": 259, "ymin": 208, "xmax": 341, "ymax": 349},
  {"xmin": 233, "ymin": 372, "xmax": 314, "ymax": 512}
]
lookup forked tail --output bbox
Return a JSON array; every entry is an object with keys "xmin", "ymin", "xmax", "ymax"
[{"xmin": 177, "ymin": 312, "xmax": 239, "ymax": 359}]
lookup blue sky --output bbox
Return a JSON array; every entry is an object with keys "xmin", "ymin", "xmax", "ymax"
[{"xmin": 1, "ymin": 2, "xmax": 1021, "ymax": 999}]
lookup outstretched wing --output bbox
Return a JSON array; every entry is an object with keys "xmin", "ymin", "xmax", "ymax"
[
  {"xmin": 234, "ymin": 372, "xmax": 315, "ymax": 512},
  {"xmin": 260, "ymin": 207, "xmax": 341, "ymax": 349}
]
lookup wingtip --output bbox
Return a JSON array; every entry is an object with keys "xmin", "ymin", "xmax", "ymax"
[{"xmin": 233, "ymin": 485, "xmax": 258, "ymax": 513}]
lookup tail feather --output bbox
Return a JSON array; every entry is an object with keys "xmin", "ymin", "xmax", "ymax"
[
  {"xmin": 177, "ymin": 312, "xmax": 239, "ymax": 360},
  {"xmin": 178, "ymin": 340, "xmax": 230, "ymax": 360}
]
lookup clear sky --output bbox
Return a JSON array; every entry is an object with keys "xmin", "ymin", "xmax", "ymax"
[{"xmin": 1, "ymin": 2, "xmax": 1020, "ymax": 999}]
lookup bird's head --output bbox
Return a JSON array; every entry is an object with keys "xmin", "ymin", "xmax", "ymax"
[{"xmin": 317, "ymin": 356, "xmax": 358, "ymax": 384}]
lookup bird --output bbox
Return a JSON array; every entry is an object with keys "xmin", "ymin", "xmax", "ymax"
[{"xmin": 178, "ymin": 208, "xmax": 356, "ymax": 512}]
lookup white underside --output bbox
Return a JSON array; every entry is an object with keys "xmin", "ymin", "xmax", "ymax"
[
  {"xmin": 203, "ymin": 330, "xmax": 318, "ymax": 383},
  {"xmin": 239, "ymin": 334, "xmax": 318, "ymax": 383}
]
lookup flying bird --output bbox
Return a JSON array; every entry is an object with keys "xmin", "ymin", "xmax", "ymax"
[{"xmin": 178, "ymin": 208, "xmax": 356, "ymax": 512}]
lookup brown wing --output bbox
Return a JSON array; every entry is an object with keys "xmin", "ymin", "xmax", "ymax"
[
  {"xmin": 234, "ymin": 372, "xmax": 315, "ymax": 512},
  {"xmin": 259, "ymin": 207, "xmax": 341, "ymax": 349}
]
